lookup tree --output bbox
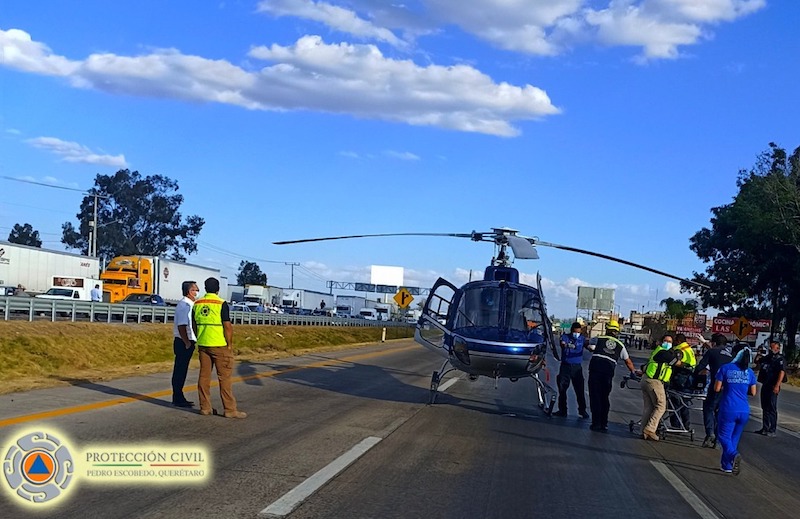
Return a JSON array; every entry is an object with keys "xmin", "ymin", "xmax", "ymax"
[
  {"xmin": 236, "ymin": 261, "xmax": 267, "ymax": 286},
  {"xmin": 686, "ymin": 143, "xmax": 800, "ymax": 360},
  {"xmin": 7, "ymin": 223, "xmax": 42, "ymax": 247},
  {"xmin": 659, "ymin": 297, "xmax": 699, "ymax": 320},
  {"xmin": 61, "ymin": 169, "xmax": 204, "ymax": 262}
]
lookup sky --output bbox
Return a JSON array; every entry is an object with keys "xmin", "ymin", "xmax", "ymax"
[{"xmin": 1, "ymin": 0, "xmax": 798, "ymax": 319}]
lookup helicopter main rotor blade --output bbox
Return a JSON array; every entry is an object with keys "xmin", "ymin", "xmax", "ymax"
[
  {"xmin": 507, "ymin": 235, "xmax": 539, "ymax": 259},
  {"xmin": 531, "ymin": 239, "xmax": 709, "ymax": 289},
  {"xmin": 273, "ymin": 232, "xmax": 477, "ymax": 246}
]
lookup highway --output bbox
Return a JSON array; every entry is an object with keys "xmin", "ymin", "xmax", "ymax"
[{"xmin": 1, "ymin": 340, "xmax": 798, "ymax": 518}]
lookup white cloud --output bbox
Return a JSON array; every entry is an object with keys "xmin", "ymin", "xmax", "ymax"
[
  {"xmin": 269, "ymin": 1, "xmax": 765, "ymax": 61},
  {"xmin": 26, "ymin": 136, "xmax": 128, "ymax": 168},
  {"xmin": 338, "ymin": 150, "xmax": 361, "ymax": 158},
  {"xmin": 257, "ymin": 0, "xmax": 406, "ymax": 48},
  {"xmin": 384, "ymin": 150, "xmax": 419, "ymax": 161},
  {"xmin": 0, "ymin": 29, "xmax": 558, "ymax": 137},
  {"xmin": 5, "ymin": 128, "xmax": 21, "ymax": 135}
]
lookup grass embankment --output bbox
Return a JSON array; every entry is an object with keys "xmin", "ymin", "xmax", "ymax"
[{"xmin": 0, "ymin": 321, "xmax": 415, "ymax": 395}]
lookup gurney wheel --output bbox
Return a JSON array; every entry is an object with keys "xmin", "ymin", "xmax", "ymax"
[{"xmin": 690, "ymin": 429, "xmax": 694, "ymax": 442}]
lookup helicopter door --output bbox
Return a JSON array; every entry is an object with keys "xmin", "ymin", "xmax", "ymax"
[
  {"xmin": 537, "ymin": 273, "xmax": 559, "ymax": 361},
  {"xmin": 416, "ymin": 277, "xmax": 457, "ymax": 355}
]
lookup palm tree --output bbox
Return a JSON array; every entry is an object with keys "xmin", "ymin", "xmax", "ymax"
[{"xmin": 660, "ymin": 297, "xmax": 700, "ymax": 320}]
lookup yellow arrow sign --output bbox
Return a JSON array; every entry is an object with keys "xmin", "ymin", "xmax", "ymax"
[
  {"xmin": 732, "ymin": 316, "xmax": 753, "ymax": 340},
  {"xmin": 394, "ymin": 287, "xmax": 414, "ymax": 309}
]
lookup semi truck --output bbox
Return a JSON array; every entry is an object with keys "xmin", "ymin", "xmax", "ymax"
[
  {"xmin": 35, "ymin": 276, "xmax": 103, "ymax": 301},
  {"xmin": 0, "ymin": 241, "xmax": 100, "ymax": 295},
  {"xmin": 335, "ymin": 295, "xmax": 376, "ymax": 318},
  {"xmin": 281, "ymin": 289, "xmax": 335, "ymax": 314},
  {"xmin": 243, "ymin": 285, "xmax": 283, "ymax": 310},
  {"xmin": 375, "ymin": 302, "xmax": 393, "ymax": 321},
  {"xmin": 100, "ymin": 255, "xmax": 225, "ymax": 305}
]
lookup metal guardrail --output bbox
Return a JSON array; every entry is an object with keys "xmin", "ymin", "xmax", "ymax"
[{"xmin": 0, "ymin": 297, "xmax": 408, "ymax": 327}]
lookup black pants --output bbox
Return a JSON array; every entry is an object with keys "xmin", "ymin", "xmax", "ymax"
[
  {"xmin": 760, "ymin": 385, "xmax": 778, "ymax": 433},
  {"xmin": 702, "ymin": 389, "xmax": 721, "ymax": 437},
  {"xmin": 557, "ymin": 362, "xmax": 587, "ymax": 414},
  {"xmin": 172, "ymin": 337, "xmax": 195, "ymax": 403},
  {"xmin": 588, "ymin": 371, "xmax": 613, "ymax": 428}
]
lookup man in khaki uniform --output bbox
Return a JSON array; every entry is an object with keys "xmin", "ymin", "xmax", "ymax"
[{"xmin": 192, "ymin": 277, "xmax": 246, "ymax": 419}]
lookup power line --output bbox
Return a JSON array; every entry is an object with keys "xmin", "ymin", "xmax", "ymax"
[{"xmin": 1, "ymin": 175, "xmax": 110, "ymax": 198}]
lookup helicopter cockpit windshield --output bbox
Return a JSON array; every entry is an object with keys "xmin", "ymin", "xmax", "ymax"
[{"xmin": 452, "ymin": 283, "xmax": 545, "ymax": 343}]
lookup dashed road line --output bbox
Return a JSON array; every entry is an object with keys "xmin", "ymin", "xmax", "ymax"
[
  {"xmin": 650, "ymin": 461, "xmax": 721, "ymax": 519},
  {"xmin": 438, "ymin": 377, "xmax": 459, "ymax": 393},
  {"xmin": 259, "ymin": 436, "xmax": 382, "ymax": 518}
]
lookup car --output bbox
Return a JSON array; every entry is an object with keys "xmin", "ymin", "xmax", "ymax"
[
  {"xmin": 118, "ymin": 294, "xmax": 166, "ymax": 306},
  {"xmin": 230, "ymin": 303, "xmax": 252, "ymax": 312}
]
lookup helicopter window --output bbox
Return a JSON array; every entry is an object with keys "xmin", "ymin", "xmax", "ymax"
[
  {"xmin": 453, "ymin": 287, "xmax": 501, "ymax": 329},
  {"xmin": 426, "ymin": 285, "xmax": 455, "ymax": 323},
  {"xmin": 509, "ymin": 292, "xmax": 544, "ymax": 333}
]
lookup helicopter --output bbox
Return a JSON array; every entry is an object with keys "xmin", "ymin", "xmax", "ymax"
[{"xmin": 273, "ymin": 228, "xmax": 707, "ymax": 416}]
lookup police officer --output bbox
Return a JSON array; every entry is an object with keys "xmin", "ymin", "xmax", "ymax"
[
  {"xmin": 695, "ymin": 333, "xmax": 733, "ymax": 447},
  {"xmin": 754, "ymin": 341, "xmax": 786, "ymax": 437},
  {"xmin": 193, "ymin": 277, "xmax": 247, "ymax": 419},
  {"xmin": 586, "ymin": 320, "xmax": 638, "ymax": 432},
  {"xmin": 553, "ymin": 322, "xmax": 589, "ymax": 418}
]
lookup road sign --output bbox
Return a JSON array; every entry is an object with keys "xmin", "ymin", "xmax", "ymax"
[
  {"xmin": 394, "ymin": 287, "xmax": 414, "ymax": 309},
  {"xmin": 732, "ymin": 316, "xmax": 754, "ymax": 340}
]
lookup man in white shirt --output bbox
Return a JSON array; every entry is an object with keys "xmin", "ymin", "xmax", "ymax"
[
  {"xmin": 172, "ymin": 281, "xmax": 199, "ymax": 407},
  {"xmin": 90, "ymin": 284, "xmax": 102, "ymax": 302}
]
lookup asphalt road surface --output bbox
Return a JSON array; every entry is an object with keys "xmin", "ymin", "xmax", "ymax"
[{"xmin": 1, "ymin": 340, "xmax": 798, "ymax": 519}]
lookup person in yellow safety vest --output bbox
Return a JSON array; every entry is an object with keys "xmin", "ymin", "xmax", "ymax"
[
  {"xmin": 669, "ymin": 333, "xmax": 697, "ymax": 428},
  {"xmin": 192, "ymin": 277, "xmax": 247, "ymax": 419},
  {"xmin": 640, "ymin": 335, "xmax": 684, "ymax": 441}
]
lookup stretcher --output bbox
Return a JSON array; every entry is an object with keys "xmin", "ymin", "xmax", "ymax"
[{"xmin": 622, "ymin": 373, "xmax": 707, "ymax": 442}]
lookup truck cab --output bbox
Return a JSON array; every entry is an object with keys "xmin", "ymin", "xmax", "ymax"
[
  {"xmin": 101, "ymin": 256, "xmax": 153, "ymax": 303},
  {"xmin": 359, "ymin": 308, "xmax": 378, "ymax": 320}
]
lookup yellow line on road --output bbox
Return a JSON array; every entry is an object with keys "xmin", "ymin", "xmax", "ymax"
[{"xmin": 0, "ymin": 344, "xmax": 419, "ymax": 429}]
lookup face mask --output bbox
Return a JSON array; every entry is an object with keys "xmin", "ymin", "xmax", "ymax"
[
  {"xmin": 662, "ymin": 342, "xmax": 672, "ymax": 350},
  {"xmin": 573, "ymin": 333, "xmax": 581, "ymax": 339}
]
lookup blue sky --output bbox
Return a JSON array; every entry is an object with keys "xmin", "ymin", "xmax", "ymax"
[{"xmin": 1, "ymin": 0, "xmax": 797, "ymax": 318}]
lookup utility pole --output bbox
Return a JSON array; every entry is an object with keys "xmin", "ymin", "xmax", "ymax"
[
  {"xmin": 90, "ymin": 193, "xmax": 98, "ymax": 257},
  {"xmin": 285, "ymin": 262, "xmax": 299, "ymax": 289}
]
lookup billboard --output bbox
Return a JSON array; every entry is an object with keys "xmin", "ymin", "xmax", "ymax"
[
  {"xmin": 370, "ymin": 265, "xmax": 404, "ymax": 286},
  {"xmin": 576, "ymin": 287, "xmax": 615, "ymax": 311}
]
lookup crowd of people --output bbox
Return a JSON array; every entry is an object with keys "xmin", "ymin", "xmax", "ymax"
[{"xmin": 552, "ymin": 321, "xmax": 789, "ymax": 476}]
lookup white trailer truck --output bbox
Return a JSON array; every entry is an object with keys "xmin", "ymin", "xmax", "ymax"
[
  {"xmin": 0, "ymin": 241, "xmax": 100, "ymax": 295},
  {"xmin": 281, "ymin": 289, "xmax": 335, "ymax": 314},
  {"xmin": 335, "ymin": 295, "xmax": 376, "ymax": 318}
]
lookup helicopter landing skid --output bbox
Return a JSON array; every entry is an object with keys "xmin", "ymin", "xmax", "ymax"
[
  {"xmin": 429, "ymin": 359, "xmax": 456, "ymax": 404},
  {"xmin": 532, "ymin": 373, "xmax": 557, "ymax": 417}
]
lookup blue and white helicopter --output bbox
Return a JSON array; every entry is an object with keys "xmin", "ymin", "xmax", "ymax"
[{"xmin": 274, "ymin": 228, "xmax": 706, "ymax": 415}]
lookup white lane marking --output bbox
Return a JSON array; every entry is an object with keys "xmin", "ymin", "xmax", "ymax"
[
  {"xmin": 438, "ymin": 377, "xmax": 458, "ymax": 393},
  {"xmin": 650, "ymin": 461, "xmax": 721, "ymax": 519},
  {"xmin": 259, "ymin": 436, "xmax": 382, "ymax": 518}
]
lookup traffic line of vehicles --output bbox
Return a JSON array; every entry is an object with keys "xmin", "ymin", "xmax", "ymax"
[{"xmin": 1, "ymin": 241, "xmax": 418, "ymax": 321}]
